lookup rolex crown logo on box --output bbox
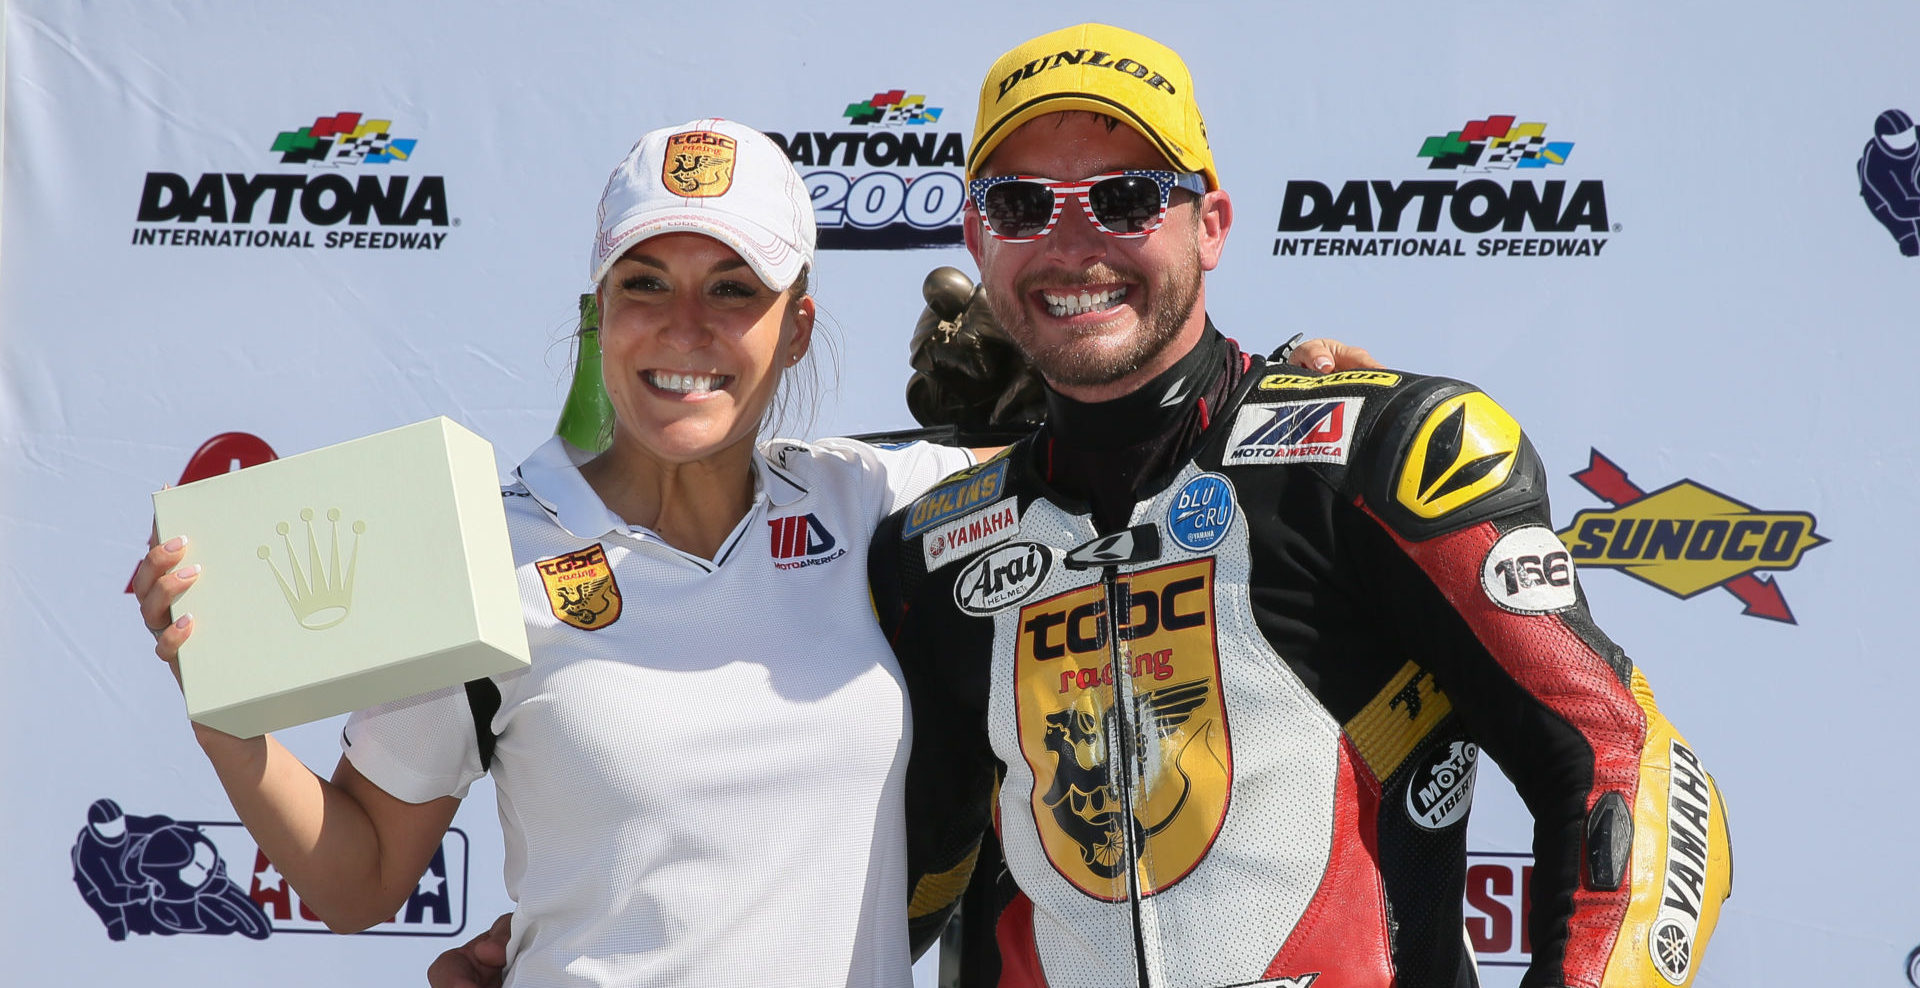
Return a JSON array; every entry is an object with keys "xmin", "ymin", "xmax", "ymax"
[{"xmin": 257, "ymin": 508, "xmax": 365, "ymax": 630}]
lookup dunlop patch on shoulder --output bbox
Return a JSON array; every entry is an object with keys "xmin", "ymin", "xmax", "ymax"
[
  {"xmin": 903, "ymin": 459, "xmax": 1010, "ymax": 539},
  {"xmin": 1395, "ymin": 391, "xmax": 1522, "ymax": 519},
  {"xmin": 1257, "ymin": 370, "xmax": 1402, "ymax": 390},
  {"xmin": 662, "ymin": 131, "xmax": 737, "ymax": 198},
  {"xmin": 536, "ymin": 543, "xmax": 623, "ymax": 630}
]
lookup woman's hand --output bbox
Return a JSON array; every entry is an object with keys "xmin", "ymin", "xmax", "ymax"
[
  {"xmin": 1286, "ymin": 338, "xmax": 1383, "ymax": 373},
  {"xmin": 132, "ymin": 527, "xmax": 199, "ymax": 688}
]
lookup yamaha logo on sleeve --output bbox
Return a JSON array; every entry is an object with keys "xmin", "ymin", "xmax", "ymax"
[
  {"xmin": 1650, "ymin": 740, "xmax": 1715, "ymax": 984},
  {"xmin": 1168, "ymin": 473, "xmax": 1235, "ymax": 551}
]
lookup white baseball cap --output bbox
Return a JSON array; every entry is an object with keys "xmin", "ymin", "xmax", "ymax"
[{"xmin": 591, "ymin": 118, "xmax": 816, "ymax": 292}]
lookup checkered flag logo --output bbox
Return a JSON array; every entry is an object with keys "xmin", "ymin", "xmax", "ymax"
[
  {"xmin": 270, "ymin": 112, "xmax": 418, "ymax": 166},
  {"xmin": 844, "ymin": 89, "xmax": 944, "ymax": 127},
  {"xmin": 1417, "ymin": 115, "xmax": 1574, "ymax": 171}
]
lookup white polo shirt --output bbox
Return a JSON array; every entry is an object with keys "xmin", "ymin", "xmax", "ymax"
[{"xmin": 342, "ymin": 434, "xmax": 972, "ymax": 988}]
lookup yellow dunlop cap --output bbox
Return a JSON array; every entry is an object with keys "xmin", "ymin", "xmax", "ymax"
[{"xmin": 969, "ymin": 23, "xmax": 1218, "ymax": 190}]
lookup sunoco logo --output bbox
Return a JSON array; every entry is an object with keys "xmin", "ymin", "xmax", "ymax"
[
  {"xmin": 132, "ymin": 111, "xmax": 451, "ymax": 252},
  {"xmin": 765, "ymin": 90, "xmax": 965, "ymax": 250},
  {"xmin": 1556, "ymin": 449, "xmax": 1827, "ymax": 623},
  {"xmin": 1274, "ymin": 113, "xmax": 1612, "ymax": 260}
]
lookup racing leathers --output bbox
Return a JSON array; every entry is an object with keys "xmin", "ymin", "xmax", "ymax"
[{"xmin": 871, "ymin": 327, "xmax": 1731, "ymax": 988}]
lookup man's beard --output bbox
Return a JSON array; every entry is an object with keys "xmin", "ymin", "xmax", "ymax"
[{"xmin": 986, "ymin": 242, "xmax": 1202, "ymax": 390}]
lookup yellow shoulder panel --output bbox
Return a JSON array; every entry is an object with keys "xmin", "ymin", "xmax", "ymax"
[{"xmin": 1393, "ymin": 391, "xmax": 1523, "ymax": 520}]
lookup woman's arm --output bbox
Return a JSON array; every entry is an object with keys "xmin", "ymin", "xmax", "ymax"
[{"xmin": 136, "ymin": 533, "xmax": 461, "ymax": 933}]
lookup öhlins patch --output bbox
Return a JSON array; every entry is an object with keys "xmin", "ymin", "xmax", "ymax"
[
  {"xmin": 1014, "ymin": 559, "xmax": 1229, "ymax": 900},
  {"xmin": 903, "ymin": 459, "xmax": 1009, "ymax": 538},
  {"xmin": 536, "ymin": 544, "xmax": 623, "ymax": 629},
  {"xmin": 662, "ymin": 131, "xmax": 737, "ymax": 197},
  {"xmin": 1395, "ymin": 392, "xmax": 1522, "ymax": 519}
]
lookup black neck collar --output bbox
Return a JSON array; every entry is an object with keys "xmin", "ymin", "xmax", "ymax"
[{"xmin": 1042, "ymin": 322, "xmax": 1230, "ymax": 453}]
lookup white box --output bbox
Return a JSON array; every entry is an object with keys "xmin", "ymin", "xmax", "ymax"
[{"xmin": 152, "ymin": 417, "xmax": 530, "ymax": 738}]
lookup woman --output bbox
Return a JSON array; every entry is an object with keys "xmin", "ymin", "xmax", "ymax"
[{"xmin": 134, "ymin": 118, "xmax": 978, "ymax": 987}]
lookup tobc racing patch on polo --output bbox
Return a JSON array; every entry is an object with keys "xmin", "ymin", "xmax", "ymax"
[
  {"xmin": 1480, "ymin": 525, "xmax": 1578, "ymax": 614},
  {"xmin": 1257, "ymin": 370, "xmax": 1402, "ymax": 391},
  {"xmin": 902, "ymin": 459, "xmax": 1009, "ymax": 538},
  {"xmin": 924, "ymin": 501, "xmax": 1020, "ymax": 570},
  {"xmin": 535, "ymin": 544, "xmax": 623, "ymax": 630},
  {"xmin": 1224, "ymin": 398, "xmax": 1363, "ymax": 465},
  {"xmin": 1394, "ymin": 391, "xmax": 1522, "ymax": 519}
]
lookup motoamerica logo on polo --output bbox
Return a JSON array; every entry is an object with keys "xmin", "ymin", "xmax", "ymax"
[
  {"xmin": 1014, "ymin": 558, "xmax": 1229, "ymax": 900},
  {"xmin": 535, "ymin": 544, "xmax": 622, "ymax": 630}
]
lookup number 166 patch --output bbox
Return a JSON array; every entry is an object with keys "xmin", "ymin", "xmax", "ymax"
[{"xmin": 1480, "ymin": 525, "xmax": 1577, "ymax": 614}]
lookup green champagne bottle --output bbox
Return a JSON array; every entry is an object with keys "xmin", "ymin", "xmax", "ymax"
[{"xmin": 554, "ymin": 293, "xmax": 614, "ymax": 452}]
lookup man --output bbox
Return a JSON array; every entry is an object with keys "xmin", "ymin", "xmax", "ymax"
[{"xmin": 871, "ymin": 23, "xmax": 1731, "ymax": 988}]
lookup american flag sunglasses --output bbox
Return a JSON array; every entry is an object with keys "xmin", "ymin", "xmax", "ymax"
[{"xmin": 967, "ymin": 169, "xmax": 1208, "ymax": 243}]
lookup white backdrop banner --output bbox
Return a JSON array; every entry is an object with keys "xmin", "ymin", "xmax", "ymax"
[{"xmin": 4, "ymin": 1, "xmax": 1916, "ymax": 985}]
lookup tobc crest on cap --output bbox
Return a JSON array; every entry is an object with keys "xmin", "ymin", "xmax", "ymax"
[{"xmin": 662, "ymin": 131, "xmax": 737, "ymax": 198}]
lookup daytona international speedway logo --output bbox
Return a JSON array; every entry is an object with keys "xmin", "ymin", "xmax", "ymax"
[
  {"xmin": 1555, "ymin": 450, "xmax": 1827, "ymax": 623},
  {"xmin": 132, "ymin": 109, "xmax": 451, "ymax": 251},
  {"xmin": 1275, "ymin": 112, "xmax": 1612, "ymax": 260},
  {"xmin": 765, "ymin": 89, "xmax": 965, "ymax": 250}
]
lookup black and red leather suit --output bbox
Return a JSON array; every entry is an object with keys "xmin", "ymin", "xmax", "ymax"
[{"xmin": 870, "ymin": 327, "xmax": 1731, "ymax": 988}]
